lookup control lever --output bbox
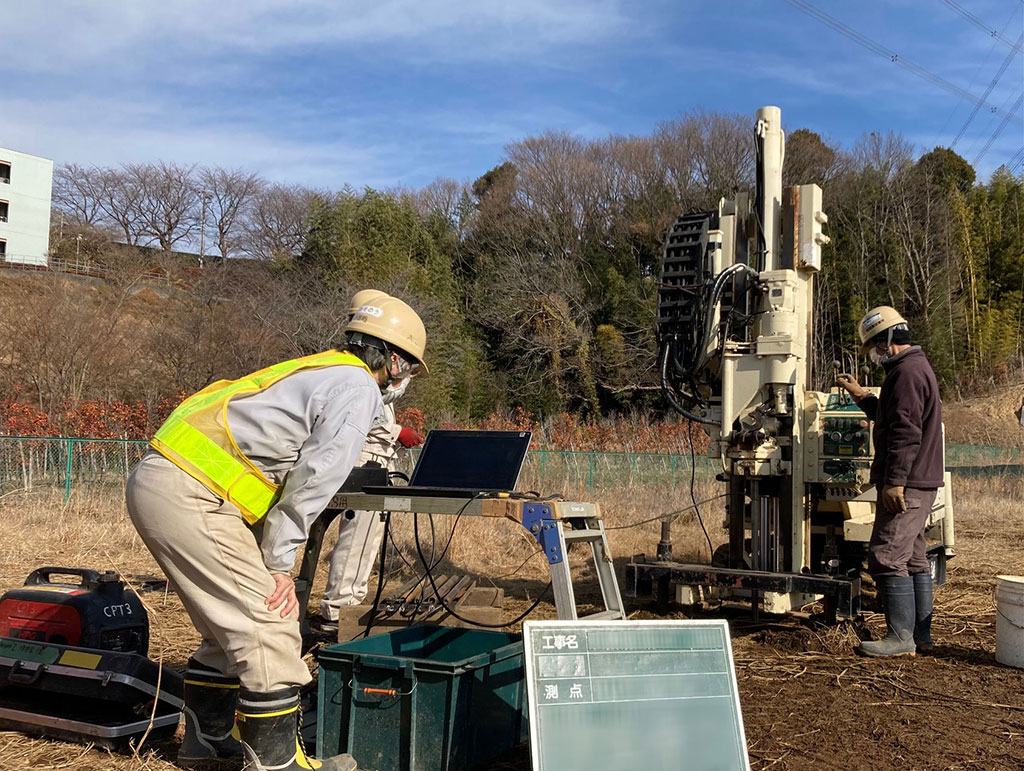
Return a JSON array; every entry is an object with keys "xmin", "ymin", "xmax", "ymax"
[{"xmin": 831, "ymin": 360, "xmax": 848, "ymax": 405}]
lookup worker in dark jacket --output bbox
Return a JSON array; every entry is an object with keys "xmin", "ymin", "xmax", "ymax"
[{"xmin": 837, "ymin": 306, "xmax": 944, "ymax": 657}]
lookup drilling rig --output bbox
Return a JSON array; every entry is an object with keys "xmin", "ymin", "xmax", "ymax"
[{"xmin": 626, "ymin": 106, "xmax": 955, "ymax": 621}]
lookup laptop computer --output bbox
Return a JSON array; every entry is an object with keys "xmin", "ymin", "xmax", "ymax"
[{"xmin": 361, "ymin": 429, "xmax": 532, "ymax": 498}]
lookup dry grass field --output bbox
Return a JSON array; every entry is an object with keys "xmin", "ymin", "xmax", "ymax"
[{"xmin": 0, "ymin": 470, "xmax": 1021, "ymax": 770}]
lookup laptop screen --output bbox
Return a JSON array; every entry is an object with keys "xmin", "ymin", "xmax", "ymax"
[{"xmin": 409, "ymin": 430, "xmax": 532, "ymax": 491}]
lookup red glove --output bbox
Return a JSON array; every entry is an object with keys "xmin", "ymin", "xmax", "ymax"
[{"xmin": 397, "ymin": 426, "xmax": 424, "ymax": 448}]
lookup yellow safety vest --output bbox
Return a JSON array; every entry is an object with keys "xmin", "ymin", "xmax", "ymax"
[{"xmin": 151, "ymin": 350, "xmax": 373, "ymax": 525}]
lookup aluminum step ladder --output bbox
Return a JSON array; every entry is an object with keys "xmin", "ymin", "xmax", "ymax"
[{"xmin": 523, "ymin": 501, "xmax": 626, "ymax": 621}]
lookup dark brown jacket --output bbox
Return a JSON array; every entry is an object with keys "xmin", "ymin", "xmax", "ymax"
[{"xmin": 859, "ymin": 346, "xmax": 944, "ymax": 489}]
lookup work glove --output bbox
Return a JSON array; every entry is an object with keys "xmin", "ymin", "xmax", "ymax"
[
  {"xmin": 880, "ymin": 484, "xmax": 907, "ymax": 515},
  {"xmin": 397, "ymin": 426, "xmax": 424, "ymax": 448},
  {"xmin": 835, "ymin": 373, "xmax": 867, "ymax": 400}
]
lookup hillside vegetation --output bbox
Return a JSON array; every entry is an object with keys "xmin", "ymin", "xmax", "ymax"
[{"xmin": 4, "ymin": 111, "xmax": 1022, "ymax": 437}]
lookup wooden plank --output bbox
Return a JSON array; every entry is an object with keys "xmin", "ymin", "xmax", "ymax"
[{"xmin": 333, "ymin": 587, "xmax": 505, "ymax": 641}]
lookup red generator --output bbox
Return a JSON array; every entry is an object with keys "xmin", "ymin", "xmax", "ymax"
[{"xmin": 0, "ymin": 568, "xmax": 148, "ymax": 655}]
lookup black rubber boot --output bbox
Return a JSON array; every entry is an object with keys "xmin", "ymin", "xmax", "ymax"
[
  {"xmin": 236, "ymin": 687, "xmax": 357, "ymax": 771},
  {"xmin": 859, "ymin": 575, "xmax": 917, "ymax": 657},
  {"xmin": 178, "ymin": 659, "xmax": 243, "ymax": 767},
  {"xmin": 913, "ymin": 572, "xmax": 934, "ymax": 651}
]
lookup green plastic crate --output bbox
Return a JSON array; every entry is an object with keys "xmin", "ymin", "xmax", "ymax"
[{"xmin": 317, "ymin": 625, "xmax": 526, "ymax": 771}]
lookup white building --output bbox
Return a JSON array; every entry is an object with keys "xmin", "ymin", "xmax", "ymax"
[{"xmin": 0, "ymin": 147, "xmax": 54, "ymax": 266}]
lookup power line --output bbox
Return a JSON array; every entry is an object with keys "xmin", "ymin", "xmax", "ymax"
[
  {"xmin": 1006, "ymin": 148, "xmax": 1024, "ymax": 174},
  {"xmin": 942, "ymin": 0, "xmax": 1024, "ymax": 166},
  {"xmin": 938, "ymin": 5, "xmax": 1019, "ymax": 139},
  {"xmin": 971, "ymin": 92, "xmax": 1024, "ymax": 166},
  {"xmin": 951, "ymin": 30, "xmax": 1024, "ymax": 147},
  {"xmin": 940, "ymin": 0, "xmax": 1024, "ymax": 55},
  {"xmin": 784, "ymin": 0, "xmax": 1024, "ymax": 127},
  {"xmin": 966, "ymin": 85, "xmax": 1024, "ymax": 165}
]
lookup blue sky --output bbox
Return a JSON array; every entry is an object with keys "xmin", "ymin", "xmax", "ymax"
[{"xmin": 2, "ymin": 0, "xmax": 1021, "ymax": 190}]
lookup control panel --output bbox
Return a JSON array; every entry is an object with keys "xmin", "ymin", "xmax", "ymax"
[
  {"xmin": 821, "ymin": 408, "xmax": 871, "ymax": 459},
  {"xmin": 804, "ymin": 389, "xmax": 877, "ymax": 488}
]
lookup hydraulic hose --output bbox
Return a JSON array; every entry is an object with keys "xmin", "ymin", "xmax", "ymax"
[
  {"xmin": 693, "ymin": 263, "xmax": 760, "ymax": 373},
  {"xmin": 659, "ymin": 344, "xmax": 716, "ymax": 425}
]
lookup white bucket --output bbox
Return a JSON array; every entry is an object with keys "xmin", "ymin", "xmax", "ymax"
[{"xmin": 995, "ymin": 575, "xmax": 1024, "ymax": 668}]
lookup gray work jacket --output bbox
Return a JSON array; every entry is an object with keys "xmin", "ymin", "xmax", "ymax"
[{"xmin": 226, "ymin": 364, "xmax": 382, "ymax": 572}]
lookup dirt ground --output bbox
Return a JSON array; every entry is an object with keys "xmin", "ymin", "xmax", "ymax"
[
  {"xmin": 943, "ymin": 382, "xmax": 1024, "ymax": 449},
  {"xmin": 0, "ymin": 471, "xmax": 1021, "ymax": 770}
]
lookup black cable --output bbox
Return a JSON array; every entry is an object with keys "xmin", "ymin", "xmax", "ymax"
[
  {"xmin": 385, "ymin": 492, "xmax": 507, "ymax": 631},
  {"xmin": 430, "ymin": 494, "xmax": 481, "ymax": 568},
  {"xmin": 429, "ymin": 492, "xmax": 556, "ymax": 582},
  {"xmin": 489, "ymin": 550, "xmax": 544, "ymax": 580},
  {"xmin": 427, "ymin": 513, "xmax": 437, "ymax": 571},
  {"xmin": 405, "ymin": 510, "xmax": 444, "ymax": 627},
  {"xmin": 972, "ymin": 92, "xmax": 1024, "ymax": 166},
  {"xmin": 429, "ymin": 491, "xmax": 560, "ymax": 572},
  {"xmin": 660, "ymin": 344, "xmax": 716, "ymax": 425},
  {"xmin": 605, "ymin": 494, "xmax": 729, "ymax": 530},
  {"xmin": 939, "ymin": 0, "xmax": 1023, "ymax": 54},
  {"xmin": 412, "ymin": 507, "xmax": 552, "ymax": 628},
  {"xmin": 401, "ymin": 494, "xmax": 482, "ymax": 626},
  {"xmin": 694, "ymin": 264, "xmax": 759, "ymax": 372},
  {"xmin": 386, "ymin": 519, "xmax": 415, "ymax": 571},
  {"xmin": 689, "ymin": 421, "xmax": 714, "ymax": 560},
  {"xmin": 950, "ymin": 29, "xmax": 1023, "ymax": 148},
  {"xmin": 783, "ymin": 0, "xmax": 1023, "ymax": 127},
  {"xmin": 753, "ymin": 128, "xmax": 767, "ymax": 272},
  {"xmin": 361, "ymin": 511, "xmax": 391, "ymax": 639}
]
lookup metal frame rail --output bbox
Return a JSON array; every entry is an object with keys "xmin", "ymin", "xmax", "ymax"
[
  {"xmin": 294, "ymin": 494, "xmax": 627, "ymax": 631},
  {"xmin": 625, "ymin": 560, "xmax": 861, "ymax": 621}
]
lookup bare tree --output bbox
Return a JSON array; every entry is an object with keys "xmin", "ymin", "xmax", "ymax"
[
  {"xmin": 199, "ymin": 167, "xmax": 265, "ymax": 260},
  {"xmin": 96, "ymin": 167, "xmax": 148, "ymax": 246},
  {"xmin": 52, "ymin": 164, "xmax": 106, "ymax": 226},
  {"xmin": 690, "ymin": 112, "xmax": 755, "ymax": 206},
  {"xmin": 239, "ymin": 184, "xmax": 316, "ymax": 260},
  {"xmin": 782, "ymin": 129, "xmax": 844, "ymax": 188},
  {"xmin": 654, "ymin": 119, "xmax": 700, "ymax": 211},
  {"xmin": 132, "ymin": 162, "xmax": 200, "ymax": 251},
  {"xmin": 466, "ymin": 142, "xmax": 600, "ymax": 409},
  {"xmin": 505, "ymin": 131, "xmax": 607, "ymax": 271},
  {"xmin": 416, "ymin": 177, "xmax": 471, "ymax": 232},
  {"xmin": 0, "ymin": 270, "xmax": 144, "ymax": 419},
  {"xmin": 655, "ymin": 112, "xmax": 754, "ymax": 212},
  {"xmin": 602, "ymin": 134, "xmax": 677, "ymax": 269}
]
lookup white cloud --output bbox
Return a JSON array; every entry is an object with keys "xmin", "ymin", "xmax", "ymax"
[
  {"xmin": 4, "ymin": 0, "xmax": 634, "ymax": 74},
  {"xmin": 1, "ymin": 95, "xmax": 400, "ymax": 189},
  {"xmin": 2, "ymin": 0, "xmax": 1016, "ymax": 191}
]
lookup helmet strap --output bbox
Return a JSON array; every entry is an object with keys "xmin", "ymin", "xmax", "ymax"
[{"xmin": 345, "ymin": 332, "xmax": 417, "ymax": 381}]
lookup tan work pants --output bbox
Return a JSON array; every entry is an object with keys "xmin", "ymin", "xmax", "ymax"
[
  {"xmin": 320, "ymin": 446, "xmax": 394, "ymax": 620},
  {"xmin": 126, "ymin": 451, "xmax": 310, "ymax": 691}
]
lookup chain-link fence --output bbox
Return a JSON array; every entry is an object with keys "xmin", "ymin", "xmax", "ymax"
[
  {"xmin": 944, "ymin": 443, "xmax": 1024, "ymax": 466},
  {"xmin": 0, "ymin": 437, "xmax": 150, "ymax": 499},
  {"xmin": 0, "ymin": 436, "xmax": 1019, "ymax": 500}
]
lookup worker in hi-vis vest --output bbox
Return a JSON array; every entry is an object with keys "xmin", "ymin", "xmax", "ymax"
[
  {"xmin": 126, "ymin": 295, "xmax": 427, "ymax": 771},
  {"xmin": 317, "ymin": 290, "xmax": 424, "ymax": 632}
]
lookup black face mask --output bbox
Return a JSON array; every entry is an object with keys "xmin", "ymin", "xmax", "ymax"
[{"xmin": 869, "ymin": 326, "xmax": 911, "ymax": 364}]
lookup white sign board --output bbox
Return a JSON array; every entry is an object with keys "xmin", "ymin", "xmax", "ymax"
[{"xmin": 523, "ymin": 619, "xmax": 750, "ymax": 771}]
